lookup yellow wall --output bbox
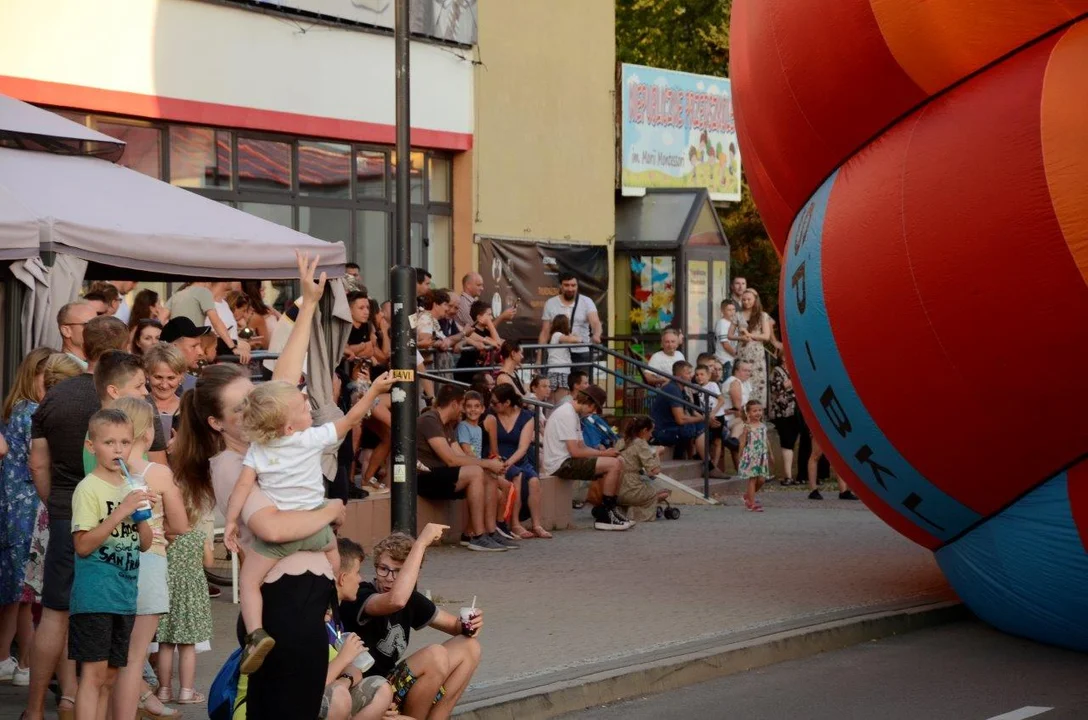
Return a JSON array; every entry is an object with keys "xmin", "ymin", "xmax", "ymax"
[{"xmin": 471, "ymin": 0, "xmax": 616, "ymax": 247}]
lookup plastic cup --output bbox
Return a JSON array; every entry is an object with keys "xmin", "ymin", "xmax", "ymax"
[
  {"xmin": 335, "ymin": 633, "xmax": 375, "ymax": 673},
  {"xmin": 460, "ymin": 607, "xmax": 479, "ymax": 636}
]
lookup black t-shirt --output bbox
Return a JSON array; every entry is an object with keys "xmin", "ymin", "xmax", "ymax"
[
  {"xmin": 347, "ymin": 322, "xmax": 370, "ymax": 347},
  {"xmin": 341, "ymin": 582, "xmax": 438, "ymax": 678},
  {"xmin": 31, "ymin": 374, "xmax": 99, "ymax": 522}
]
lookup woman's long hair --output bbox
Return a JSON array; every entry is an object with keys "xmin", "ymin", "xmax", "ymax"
[
  {"xmin": 170, "ymin": 364, "xmax": 248, "ymax": 524},
  {"xmin": 623, "ymin": 415, "xmax": 654, "ymax": 442},
  {"xmin": 128, "ymin": 289, "xmax": 160, "ymax": 330},
  {"xmin": 2, "ymin": 347, "xmax": 53, "ymax": 421},
  {"xmin": 241, "ymin": 280, "xmax": 271, "ymax": 317},
  {"xmin": 743, "ymin": 289, "xmax": 765, "ymax": 332}
]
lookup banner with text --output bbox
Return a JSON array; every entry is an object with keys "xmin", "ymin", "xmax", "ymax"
[
  {"xmin": 477, "ymin": 238, "xmax": 608, "ymax": 343},
  {"xmin": 620, "ymin": 63, "xmax": 741, "ymax": 203}
]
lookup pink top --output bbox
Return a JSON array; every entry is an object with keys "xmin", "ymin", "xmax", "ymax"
[{"xmin": 210, "ymin": 449, "xmax": 333, "ymax": 583}]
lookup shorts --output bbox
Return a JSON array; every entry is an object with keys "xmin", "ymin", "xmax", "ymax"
[
  {"xmin": 252, "ymin": 524, "xmax": 335, "ymax": 560},
  {"xmin": 42, "ymin": 515, "xmax": 75, "ymax": 611},
  {"xmin": 652, "ymin": 423, "xmax": 706, "ymax": 446},
  {"xmin": 387, "ymin": 661, "xmax": 445, "ymax": 710},
  {"xmin": 773, "ymin": 415, "xmax": 801, "ymax": 449},
  {"xmin": 68, "ymin": 612, "xmax": 135, "ymax": 667},
  {"xmin": 553, "ymin": 457, "xmax": 598, "ymax": 481},
  {"xmin": 136, "ymin": 551, "xmax": 169, "ymax": 615},
  {"xmin": 417, "ymin": 467, "xmax": 466, "ymax": 501}
]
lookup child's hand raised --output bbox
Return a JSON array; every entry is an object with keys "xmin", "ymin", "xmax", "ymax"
[{"xmin": 419, "ymin": 523, "xmax": 449, "ymax": 547}]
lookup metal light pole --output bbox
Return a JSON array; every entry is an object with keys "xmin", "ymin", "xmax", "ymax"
[{"xmin": 390, "ymin": 0, "xmax": 417, "ymax": 535}]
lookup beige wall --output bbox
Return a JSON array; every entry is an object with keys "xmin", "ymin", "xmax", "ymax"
[{"xmin": 472, "ymin": 0, "xmax": 616, "ymax": 247}]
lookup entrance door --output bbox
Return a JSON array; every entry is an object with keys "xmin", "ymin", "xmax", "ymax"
[{"xmin": 683, "ymin": 251, "xmax": 730, "ymax": 362}]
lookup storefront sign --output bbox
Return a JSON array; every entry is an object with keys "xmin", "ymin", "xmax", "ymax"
[
  {"xmin": 620, "ymin": 63, "xmax": 741, "ymax": 203},
  {"xmin": 477, "ymin": 237, "xmax": 608, "ymax": 342},
  {"xmin": 225, "ymin": 0, "xmax": 477, "ymax": 44}
]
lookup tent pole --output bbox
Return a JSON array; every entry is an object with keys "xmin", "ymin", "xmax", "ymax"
[{"xmin": 389, "ymin": 0, "xmax": 417, "ymax": 535}]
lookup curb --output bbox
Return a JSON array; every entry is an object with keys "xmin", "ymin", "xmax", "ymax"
[{"xmin": 454, "ymin": 600, "xmax": 967, "ymax": 719}]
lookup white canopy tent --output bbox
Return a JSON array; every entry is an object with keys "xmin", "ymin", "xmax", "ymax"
[{"xmin": 1, "ymin": 96, "xmax": 351, "ymax": 456}]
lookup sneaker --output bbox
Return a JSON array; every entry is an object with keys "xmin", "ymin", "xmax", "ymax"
[
  {"xmin": 240, "ymin": 628, "xmax": 276, "ymax": 675},
  {"xmin": 610, "ymin": 505, "xmax": 631, "ymax": 524},
  {"xmin": 495, "ymin": 522, "xmax": 516, "ymax": 541},
  {"xmin": 466, "ymin": 534, "xmax": 507, "ymax": 552},
  {"xmin": 594, "ymin": 508, "xmax": 633, "ymax": 531},
  {"xmin": 0, "ymin": 656, "xmax": 16, "ymax": 682},
  {"xmin": 490, "ymin": 531, "xmax": 520, "ymax": 550},
  {"xmin": 459, "ymin": 533, "xmax": 472, "ymax": 547},
  {"xmin": 808, "ymin": 489, "xmax": 823, "ymax": 500},
  {"xmin": 12, "ymin": 665, "xmax": 29, "ymax": 686},
  {"xmin": 208, "ymin": 583, "xmax": 222, "ymax": 599},
  {"xmin": 839, "ymin": 490, "xmax": 859, "ymax": 501}
]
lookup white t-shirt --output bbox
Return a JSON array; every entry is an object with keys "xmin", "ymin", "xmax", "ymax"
[
  {"xmin": 647, "ymin": 350, "xmax": 685, "ymax": 381},
  {"xmin": 547, "ymin": 331, "xmax": 572, "ymax": 374},
  {"xmin": 722, "ymin": 376, "xmax": 752, "ymax": 421},
  {"xmin": 206, "ymin": 299, "xmax": 239, "ymax": 340},
  {"xmin": 541, "ymin": 402, "xmax": 582, "ymax": 476},
  {"xmin": 542, "ymin": 294, "xmax": 598, "ymax": 343},
  {"xmin": 114, "ymin": 298, "xmax": 131, "ymax": 325},
  {"xmin": 243, "ymin": 422, "xmax": 339, "ymax": 511},
  {"xmin": 702, "ymin": 381, "xmax": 725, "ymax": 417},
  {"xmin": 714, "ymin": 318, "xmax": 735, "ymax": 363}
]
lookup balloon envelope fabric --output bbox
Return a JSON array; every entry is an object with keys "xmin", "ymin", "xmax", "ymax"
[{"xmin": 731, "ymin": 0, "xmax": 1088, "ymax": 651}]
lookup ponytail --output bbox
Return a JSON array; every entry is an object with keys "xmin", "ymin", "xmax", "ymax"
[{"xmin": 623, "ymin": 415, "xmax": 654, "ymax": 442}]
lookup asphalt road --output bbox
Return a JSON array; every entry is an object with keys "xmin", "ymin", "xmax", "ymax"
[{"xmin": 564, "ymin": 621, "xmax": 1088, "ymax": 720}]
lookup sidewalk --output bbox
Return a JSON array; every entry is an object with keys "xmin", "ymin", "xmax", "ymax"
[{"xmin": 0, "ymin": 487, "xmax": 954, "ymax": 719}]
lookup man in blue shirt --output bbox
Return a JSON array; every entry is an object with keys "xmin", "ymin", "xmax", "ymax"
[{"xmin": 650, "ymin": 360, "xmax": 707, "ymax": 458}]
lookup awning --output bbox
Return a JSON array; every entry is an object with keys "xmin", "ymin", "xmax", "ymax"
[
  {"xmin": 0, "ymin": 92, "xmax": 125, "ymax": 161},
  {"xmin": 615, "ymin": 188, "xmax": 729, "ymax": 251},
  {"xmin": 0, "ymin": 145, "xmax": 346, "ymax": 278},
  {"xmin": 0, "ymin": 189, "xmax": 38, "ymax": 261}
]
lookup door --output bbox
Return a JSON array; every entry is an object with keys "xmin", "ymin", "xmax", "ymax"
[{"xmin": 683, "ymin": 250, "xmax": 729, "ymax": 362}]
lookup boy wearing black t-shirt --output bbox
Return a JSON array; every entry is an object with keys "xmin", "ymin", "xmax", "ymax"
[{"xmin": 340, "ymin": 524, "xmax": 482, "ymax": 720}]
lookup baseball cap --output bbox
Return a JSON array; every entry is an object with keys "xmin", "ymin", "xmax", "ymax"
[
  {"xmin": 578, "ymin": 385, "xmax": 607, "ymax": 412},
  {"xmin": 161, "ymin": 317, "xmax": 212, "ymax": 344}
]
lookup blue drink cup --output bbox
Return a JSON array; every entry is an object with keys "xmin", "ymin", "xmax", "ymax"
[{"xmin": 117, "ymin": 459, "xmax": 153, "ymax": 523}]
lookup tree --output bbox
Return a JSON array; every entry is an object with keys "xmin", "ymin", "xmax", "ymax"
[{"xmin": 616, "ymin": 0, "xmax": 781, "ymax": 313}]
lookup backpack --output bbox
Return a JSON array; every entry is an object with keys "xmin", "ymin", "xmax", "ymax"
[
  {"xmin": 208, "ymin": 647, "xmax": 245, "ymax": 720},
  {"xmin": 581, "ymin": 414, "xmax": 618, "ymax": 450}
]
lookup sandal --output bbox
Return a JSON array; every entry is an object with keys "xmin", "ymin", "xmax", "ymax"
[
  {"xmin": 175, "ymin": 688, "xmax": 205, "ymax": 705},
  {"xmin": 156, "ymin": 685, "xmax": 174, "ymax": 703},
  {"xmin": 366, "ymin": 477, "xmax": 388, "ymax": 493},
  {"xmin": 532, "ymin": 525, "xmax": 553, "ymax": 539},
  {"xmin": 139, "ymin": 690, "xmax": 183, "ymax": 718},
  {"xmin": 58, "ymin": 695, "xmax": 76, "ymax": 720},
  {"xmin": 511, "ymin": 525, "xmax": 535, "ymax": 540}
]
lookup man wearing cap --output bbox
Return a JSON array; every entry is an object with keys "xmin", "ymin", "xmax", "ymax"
[
  {"xmin": 540, "ymin": 385, "xmax": 631, "ymax": 531},
  {"xmin": 165, "ymin": 281, "xmax": 251, "ymax": 364},
  {"xmin": 161, "ymin": 317, "xmax": 212, "ymax": 393}
]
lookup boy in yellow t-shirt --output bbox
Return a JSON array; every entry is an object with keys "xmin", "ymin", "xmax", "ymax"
[{"xmin": 69, "ymin": 409, "xmax": 153, "ymax": 719}]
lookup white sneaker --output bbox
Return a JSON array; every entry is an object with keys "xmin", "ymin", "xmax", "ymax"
[
  {"xmin": 12, "ymin": 665, "xmax": 29, "ymax": 686},
  {"xmin": 0, "ymin": 656, "xmax": 17, "ymax": 682}
]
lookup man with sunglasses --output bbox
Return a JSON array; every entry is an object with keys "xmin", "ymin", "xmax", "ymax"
[
  {"xmin": 57, "ymin": 300, "xmax": 98, "ymax": 371},
  {"xmin": 341, "ymin": 524, "xmax": 482, "ymax": 720}
]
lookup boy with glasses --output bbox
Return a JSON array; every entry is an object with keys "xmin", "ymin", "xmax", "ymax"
[{"xmin": 340, "ymin": 525, "xmax": 483, "ymax": 720}]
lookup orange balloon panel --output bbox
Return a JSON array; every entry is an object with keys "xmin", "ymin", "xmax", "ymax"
[
  {"xmin": 870, "ymin": 0, "xmax": 1088, "ymax": 94},
  {"xmin": 1042, "ymin": 21, "xmax": 1088, "ymax": 287}
]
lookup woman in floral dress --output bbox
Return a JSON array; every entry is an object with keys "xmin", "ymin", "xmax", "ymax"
[
  {"xmin": 0, "ymin": 348, "xmax": 55, "ymax": 679},
  {"xmin": 738, "ymin": 289, "xmax": 773, "ymax": 407}
]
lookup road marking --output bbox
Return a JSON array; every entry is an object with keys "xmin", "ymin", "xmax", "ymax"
[{"xmin": 986, "ymin": 707, "xmax": 1053, "ymax": 720}]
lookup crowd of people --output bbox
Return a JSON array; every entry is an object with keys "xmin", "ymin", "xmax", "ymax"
[{"xmin": 0, "ymin": 257, "xmax": 854, "ymax": 719}]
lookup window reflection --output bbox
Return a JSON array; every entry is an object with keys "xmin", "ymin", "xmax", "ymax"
[
  {"xmin": 357, "ymin": 211, "xmax": 390, "ymax": 299},
  {"xmin": 299, "ymin": 141, "xmax": 351, "ymax": 198},
  {"xmin": 428, "ymin": 215, "xmax": 451, "ymax": 288},
  {"xmin": 429, "ymin": 156, "xmax": 450, "ymax": 203},
  {"xmin": 356, "ymin": 150, "xmax": 386, "ymax": 198},
  {"xmin": 96, "ymin": 122, "xmax": 162, "ymax": 179},
  {"xmin": 238, "ymin": 137, "xmax": 291, "ymax": 192},
  {"xmin": 238, "ymin": 202, "xmax": 292, "ymax": 228},
  {"xmin": 391, "ymin": 151, "xmax": 425, "ymax": 204},
  {"xmin": 299, "ymin": 206, "xmax": 350, "ymax": 243},
  {"xmin": 169, "ymin": 126, "xmax": 231, "ymax": 189}
]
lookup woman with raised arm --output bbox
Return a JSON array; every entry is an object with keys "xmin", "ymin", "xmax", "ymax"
[{"xmin": 170, "ymin": 253, "xmax": 347, "ymax": 719}]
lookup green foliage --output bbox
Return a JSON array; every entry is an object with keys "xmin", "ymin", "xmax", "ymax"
[{"xmin": 616, "ymin": 0, "xmax": 781, "ymax": 313}]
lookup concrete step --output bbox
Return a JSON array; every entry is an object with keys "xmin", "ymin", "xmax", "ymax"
[{"xmin": 659, "ymin": 459, "xmax": 705, "ymax": 481}]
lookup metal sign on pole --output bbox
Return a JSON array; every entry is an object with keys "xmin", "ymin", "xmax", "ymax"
[{"xmin": 389, "ymin": 0, "xmax": 417, "ymax": 535}]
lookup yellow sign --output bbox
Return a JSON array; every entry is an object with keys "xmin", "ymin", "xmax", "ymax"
[{"xmin": 392, "ymin": 369, "xmax": 415, "ymax": 382}]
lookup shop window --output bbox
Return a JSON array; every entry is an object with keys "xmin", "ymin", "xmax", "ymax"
[
  {"xmin": 169, "ymin": 126, "xmax": 231, "ymax": 189},
  {"xmin": 429, "ymin": 156, "xmax": 450, "ymax": 203},
  {"xmin": 428, "ymin": 215, "xmax": 451, "ymax": 288},
  {"xmin": 391, "ymin": 151, "xmax": 426, "ymax": 204},
  {"xmin": 238, "ymin": 202, "xmax": 292, "ymax": 228},
  {"xmin": 356, "ymin": 210, "xmax": 390, "ymax": 300},
  {"xmin": 96, "ymin": 122, "xmax": 162, "ymax": 179},
  {"xmin": 628, "ymin": 255, "xmax": 676, "ymax": 333},
  {"xmin": 356, "ymin": 149, "xmax": 386, "ymax": 198},
  {"xmin": 299, "ymin": 141, "xmax": 351, "ymax": 198},
  {"xmin": 238, "ymin": 136, "xmax": 291, "ymax": 192},
  {"xmin": 299, "ymin": 207, "xmax": 350, "ymax": 244}
]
